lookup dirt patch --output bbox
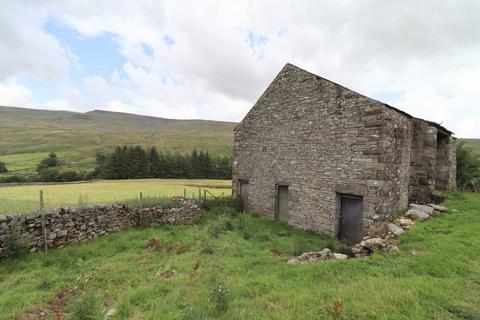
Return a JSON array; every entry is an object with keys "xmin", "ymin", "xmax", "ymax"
[
  {"xmin": 165, "ymin": 242, "xmax": 189, "ymax": 254},
  {"xmin": 23, "ymin": 286, "xmax": 78, "ymax": 320},
  {"xmin": 154, "ymin": 269, "xmax": 177, "ymax": 279},
  {"xmin": 145, "ymin": 237, "xmax": 165, "ymax": 251},
  {"xmin": 189, "ymin": 259, "xmax": 201, "ymax": 278},
  {"xmin": 270, "ymin": 248, "xmax": 281, "ymax": 257}
]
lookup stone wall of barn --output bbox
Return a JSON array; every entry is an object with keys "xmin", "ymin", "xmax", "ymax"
[
  {"xmin": 233, "ymin": 63, "xmax": 457, "ymax": 240},
  {"xmin": 0, "ymin": 199, "xmax": 201, "ymax": 258},
  {"xmin": 232, "ymin": 64, "xmax": 411, "ymax": 237}
]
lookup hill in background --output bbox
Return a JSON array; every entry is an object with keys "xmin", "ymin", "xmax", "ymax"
[
  {"xmin": 0, "ymin": 106, "xmax": 236, "ymax": 178},
  {"xmin": 0, "ymin": 105, "xmax": 479, "ymax": 179}
]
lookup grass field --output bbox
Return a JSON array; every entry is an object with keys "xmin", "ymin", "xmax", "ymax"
[
  {"xmin": 0, "ymin": 179, "xmax": 231, "ymax": 215},
  {"xmin": 0, "ymin": 193, "xmax": 479, "ymax": 319}
]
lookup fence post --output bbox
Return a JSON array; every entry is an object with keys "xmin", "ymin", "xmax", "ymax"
[
  {"xmin": 139, "ymin": 192, "xmax": 143, "ymax": 209},
  {"xmin": 203, "ymin": 189, "xmax": 207, "ymax": 201},
  {"xmin": 40, "ymin": 190, "xmax": 47, "ymax": 252},
  {"xmin": 198, "ymin": 187, "xmax": 201, "ymax": 200},
  {"xmin": 183, "ymin": 188, "xmax": 187, "ymax": 199}
]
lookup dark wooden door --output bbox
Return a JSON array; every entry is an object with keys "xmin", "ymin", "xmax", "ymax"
[
  {"xmin": 276, "ymin": 185, "xmax": 289, "ymax": 222},
  {"xmin": 239, "ymin": 181, "xmax": 249, "ymax": 212},
  {"xmin": 339, "ymin": 195, "xmax": 363, "ymax": 244}
]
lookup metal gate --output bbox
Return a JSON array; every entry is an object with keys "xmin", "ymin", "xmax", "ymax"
[
  {"xmin": 276, "ymin": 185, "xmax": 289, "ymax": 222},
  {"xmin": 338, "ymin": 195, "xmax": 363, "ymax": 244}
]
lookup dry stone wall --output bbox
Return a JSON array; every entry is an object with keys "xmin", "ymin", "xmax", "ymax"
[{"xmin": 0, "ymin": 199, "xmax": 201, "ymax": 258}]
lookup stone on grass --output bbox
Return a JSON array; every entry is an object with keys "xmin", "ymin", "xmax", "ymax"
[
  {"xmin": 105, "ymin": 308, "xmax": 117, "ymax": 318},
  {"xmin": 409, "ymin": 203, "xmax": 434, "ymax": 215},
  {"xmin": 360, "ymin": 237, "xmax": 386, "ymax": 250},
  {"xmin": 287, "ymin": 258, "xmax": 300, "ymax": 265},
  {"xmin": 388, "ymin": 223, "xmax": 404, "ymax": 236},
  {"xmin": 332, "ymin": 253, "xmax": 348, "ymax": 260},
  {"xmin": 405, "ymin": 209, "xmax": 430, "ymax": 221},
  {"xmin": 427, "ymin": 204, "xmax": 448, "ymax": 212},
  {"xmin": 395, "ymin": 217, "xmax": 414, "ymax": 228}
]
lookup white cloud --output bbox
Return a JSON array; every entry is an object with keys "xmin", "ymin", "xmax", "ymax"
[
  {"xmin": 0, "ymin": 79, "xmax": 34, "ymax": 106},
  {"xmin": 0, "ymin": 1, "xmax": 70, "ymax": 79},
  {"xmin": 1, "ymin": 0, "xmax": 480, "ymax": 136}
]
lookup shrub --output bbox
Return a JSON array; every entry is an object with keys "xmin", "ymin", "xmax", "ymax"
[
  {"xmin": 69, "ymin": 293, "xmax": 102, "ymax": 320},
  {"xmin": 223, "ymin": 219, "xmax": 234, "ymax": 231},
  {"xmin": 210, "ymin": 281, "xmax": 230, "ymax": 316},
  {"xmin": 456, "ymin": 141, "xmax": 480, "ymax": 191},
  {"xmin": 36, "ymin": 152, "xmax": 59, "ymax": 172},
  {"xmin": 38, "ymin": 167, "xmax": 62, "ymax": 182},
  {"xmin": 0, "ymin": 161, "xmax": 7, "ymax": 173},
  {"xmin": 200, "ymin": 238, "xmax": 214, "ymax": 254},
  {"xmin": 4, "ymin": 226, "xmax": 30, "ymax": 259},
  {"xmin": 0, "ymin": 174, "xmax": 28, "ymax": 183},
  {"xmin": 207, "ymin": 224, "xmax": 221, "ymax": 239}
]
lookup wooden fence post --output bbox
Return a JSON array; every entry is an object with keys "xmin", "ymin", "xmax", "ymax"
[
  {"xmin": 198, "ymin": 187, "xmax": 201, "ymax": 200},
  {"xmin": 203, "ymin": 189, "xmax": 207, "ymax": 201},
  {"xmin": 139, "ymin": 192, "xmax": 143, "ymax": 209},
  {"xmin": 183, "ymin": 188, "xmax": 187, "ymax": 199},
  {"xmin": 40, "ymin": 190, "xmax": 47, "ymax": 252}
]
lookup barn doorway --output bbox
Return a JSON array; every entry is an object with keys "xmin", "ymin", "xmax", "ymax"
[
  {"xmin": 435, "ymin": 131, "xmax": 450, "ymax": 189},
  {"xmin": 276, "ymin": 185, "xmax": 289, "ymax": 222},
  {"xmin": 338, "ymin": 194, "xmax": 363, "ymax": 244},
  {"xmin": 239, "ymin": 180, "xmax": 249, "ymax": 212}
]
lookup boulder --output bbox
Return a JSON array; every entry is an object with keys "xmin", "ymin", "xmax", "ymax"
[
  {"xmin": 360, "ymin": 237, "xmax": 386, "ymax": 250},
  {"xmin": 332, "ymin": 253, "xmax": 348, "ymax": 260},
  {"xmin": 405, "ymin": 209, "xmax": 430, "ymax": 221},
  {"xmin": 287, "ymin": 258, "xmax": 300, "ymax": 265},
  {"xmin": 427, "ymin": 204, "xmax": 448, "ymax": 212},
  {"xmin": 388, "ymin": 223, "xmax": 404, "ymax": 236},
  {"xmin": 395, "ymin": 217, "xmax": 414, "ymax": 228},
  {"xmin": 387, "ymin": 245, "xmax": 400, "ymax": 253},
  {"xmin": 409, "ymin": 203, "xmax": 434, "ymax": 215},
  {"xmin": 105, "ymin": 308, "xmax": 117, "ymax": 318}
]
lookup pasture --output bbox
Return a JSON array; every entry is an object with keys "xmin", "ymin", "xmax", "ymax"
[
  {"xmin": 0, "ymin": 179, "xmax": 231, "ymax": 215},
  {"xmin": 0, "ymin": 193, "xmax": 479, "ymax": 319}
]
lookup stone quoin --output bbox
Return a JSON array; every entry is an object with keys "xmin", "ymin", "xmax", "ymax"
[{"xmin": 232, "ymin": 63, "xmax": 456, "ymax": 244}]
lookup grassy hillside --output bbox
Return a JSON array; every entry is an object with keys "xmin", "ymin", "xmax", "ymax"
[
  {"xmin": 462, "ymin": 138, "xmax": 480, "ymax": 154},
  {"xmin": 0, "ymin": 193, "xmax": 479, "ymax": 319},
  {"xmin": 0, "ymin": 106, "xmax": 236, "ymax": 177}
]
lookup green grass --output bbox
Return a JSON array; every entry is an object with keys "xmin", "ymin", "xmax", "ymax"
[
  {"xmin": 0, "ymin": 193, "xmax": 479, "ymax": 319},
  {"xmin": 0, "ymin": 179, "xmax": 231, "ymax": 215},
  {"xmin": 0, "ymin": 106, "xmax": 235, "ymax": 177}
]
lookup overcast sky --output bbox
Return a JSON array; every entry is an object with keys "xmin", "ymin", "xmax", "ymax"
[{"xmin": 1, "ymin": 1, "xmax": 479, "ymax": 137}]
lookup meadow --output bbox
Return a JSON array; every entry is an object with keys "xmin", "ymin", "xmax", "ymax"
[
  {"xmin": 0, "ymin": 179, "xmax": 231, "ymax": 215},
  {"xmin": 0, "ymin": 193, "xmax": 479, "ymax": 319}
]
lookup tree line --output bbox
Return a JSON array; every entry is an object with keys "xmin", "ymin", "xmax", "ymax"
[{"xmin": 94, "ymin": 146, "xmax": 232, "ymax": 180}]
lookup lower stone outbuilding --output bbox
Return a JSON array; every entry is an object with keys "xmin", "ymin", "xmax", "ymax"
[{"xmin": 232, "ymin": 64, "xmax": 456, "ymax": 244}]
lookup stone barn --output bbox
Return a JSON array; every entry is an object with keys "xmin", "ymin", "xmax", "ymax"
[{"xmin": 232, "ymin": 63, "xmax": 456, "ymax": 244}]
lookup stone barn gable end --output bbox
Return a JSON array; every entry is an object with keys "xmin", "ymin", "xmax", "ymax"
[{"xmin": 232, "ymin": 63, "xmax": 456, "ymax": 243}]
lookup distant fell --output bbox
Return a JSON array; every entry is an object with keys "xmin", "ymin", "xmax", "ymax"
[{"xmin": 0, "ymin": 105, "xmax": 236, "ymax": 177}]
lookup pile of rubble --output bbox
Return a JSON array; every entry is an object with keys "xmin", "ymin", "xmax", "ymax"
[
  {"xmin": 352, "ymin": 203, "xmax": 448, "ymax": 257},
  {"xmin": 287, "ymin": 203, "xmax": 448, "ymax": 264},
  {"xmin": 287, "ymin": 248, "xmax": 348, "ymax": 264}
]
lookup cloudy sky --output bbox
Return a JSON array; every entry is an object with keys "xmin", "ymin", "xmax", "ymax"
[{"xmin": 1, "ymin": 1, "xmax": 479, "ymax": 137}]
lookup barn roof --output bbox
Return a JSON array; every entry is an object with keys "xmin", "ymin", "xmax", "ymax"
[{"xmin": 240, "ymin": 63, "xmax": 454, "ymax": 136}]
